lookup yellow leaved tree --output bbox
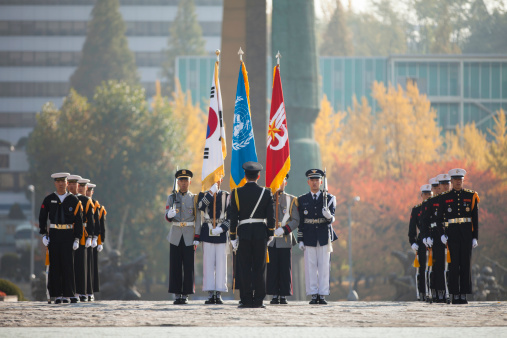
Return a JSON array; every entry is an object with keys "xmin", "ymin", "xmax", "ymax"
[
  {"xmin": 444, "ymin": 122, "xmax": 489, "ymax": 169},
  {"xmin": 170, "ymin": 79, "xmax": 207, "ymax": 189},
  {"xmin": 486, "ymin": 109, "xmax": 507, "ymax": 181}
]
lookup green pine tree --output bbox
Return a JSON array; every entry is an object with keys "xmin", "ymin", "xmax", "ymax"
[
  {"xmin": 162, "ymin": 0, "xmax": 207, "ymax": 92},
  {"xmin": 70, "ymin": 0, "xmax": 139, "ymax": 99},
  {"xmin": 320, "ymin": 0, "xmax": 353, "ymax": 56}
]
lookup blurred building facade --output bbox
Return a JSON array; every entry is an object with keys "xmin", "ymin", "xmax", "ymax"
[{"xmin": 0, "ymin": 0, "xmax": 223, "ymax": 216}]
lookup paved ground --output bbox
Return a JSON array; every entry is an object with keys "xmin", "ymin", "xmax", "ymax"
[{"xmin": 0, "ymin": 300, "xmax": 506, "ymax": 329}]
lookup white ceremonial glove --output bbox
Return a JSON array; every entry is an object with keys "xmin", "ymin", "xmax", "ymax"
[
  {"xmin": 42, "ymin": 235, "xmax": 50, "ymax": 247},
  {"xmin": 211, "ymin": 227, "xmax": 223, "ymax": 235},
  {"xmin": 85, "ymin": 237, "xmax": 92, "ymax": 248},
  {"xmin": 274, "ymin": 227, "xmax": 284, "ymax": 237},
  {"xmin": 92, "ymin": 237, "xmax": 98, "ymax": 248},
  {"xmin": 426, "ymin": 237, "xmax": 433, "ymax": 247},
  {"xmin": 231, "ymin": 239, "xmax": 239, "ymax": 251},
  {"xmin": 411, "ymin": 243, "xmax": 419, "ymax": 251},
  {"xmin": 97, "ymin": 244, "xmax": 103, "ymax": 252},
  {"xmin": 299, "ymin": 242, "xmax": 305, "ymax": 251},
  {"xmin": 441, "ymin": 235, "xmax": 448, "ymax": 245},
  {"xmin": 166, "ymin": 208, "xmax": 177, "ymax": 219},
  {"xmin": 423, "ymin": 238, "xmax": 428, "ymax": 247},
  {"xmin": 472, "ymin": 238, "xmax": 478, "ymax": 249},
  {"xmin": 322, "ymin": 208, "xmax": 332, "ymax": 220},
  {"xmin": 210, "ymin": 183, "xmax": 218, "ymax": 195},
  {"xmin": 267, "ymin": 236, "xmax": 274, "ymax": 246},
  {"xmin": 193, "ymin": 240, "xmax": 200, "ymax": 246},
  {"xmin": 72, "ymin": 239, "xmax": 79, "ymax": 251}
]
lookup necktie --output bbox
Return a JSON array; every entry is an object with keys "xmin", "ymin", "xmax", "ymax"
[{"xmin": 313, "ymin": 194, "xmax": 317, "ymax": 202}]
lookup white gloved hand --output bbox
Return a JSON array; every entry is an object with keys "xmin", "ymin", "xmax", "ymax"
[
  {"xmin": 85, "ymin": 237, "xmax": 92, "ymax": 248},
  {"xmin": 166, "ymin": 208, "xmax": 177, "ymax": 219},
  {"xmin": 42, "ymin": 235, "xmax": 50, "ymax": 247},
  {"xmin": 193, "ymin": 240, "xmax": 200, "ymax": 246},
  {"xmin": 441, "ymin": 235, "xmax": 448, "ymax": 245},
  {"xmin": 211, "ymin": 227, "xmax": 223, "ymax": 235},
  {"xmin": 426, "ymin": 237, "xmax": 433, "ymax": 247},
  {"xmin": 209, "ymin": 183, "xmax": 218, "ymax": 195},
  {"xmin": 72, "ymin": 239, "xmax": 79, "ymax": 251},
  {"xmin": 423, "ymin": 238, "xmax": 428, "ymax": 247},
  {"xmin": 299, "ymin": 241, "xmax": 305, "ymax": 250},
  {"xmin": 411, "ymin": 243, "xmax": 419, "ymax": 251},
  {"xmin": 231, "ymin": 239, "xmax": 238, "ymax": 251},
  {"xmin": 97, "ymin": 244, "xmax": 103, "ymax": 252},
  {"xmin": 267, "ymin": 236, "xmax": 274, "ymax": 246},
  {"xmin": 322, "ymin": 208, "xmax": 332, "ymax": 220},
  {"xmin": 92, "ymin": 237, "xmax": 98, "ymax": 248},
  {"xmin": 472, "ymin": 238, "xmax": 478, "ymax": 249},
  {"xmin": 274, "ymin": 227, "xmax": 284, "ymax": 237}
]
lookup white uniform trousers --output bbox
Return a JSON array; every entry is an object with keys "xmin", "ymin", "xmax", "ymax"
[
  {"xmin": 202, "ymin": 242, "xmax": 228, "ymax": 292},
  {"xmin": 304, "ymin": 242, "xmax": 330, "ymax": 295}
]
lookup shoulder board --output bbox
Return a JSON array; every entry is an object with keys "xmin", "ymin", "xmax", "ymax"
[
  {"xmin": 464, "ymin": 188, "xmax": 475, "ymax": 193},
  {"xmin": 440, "ymin": 191, "xmax": 451, "ymax": 196},
  {"xmin": 414, "ymin": 202, "xmax": 422, "ymax": 208}
]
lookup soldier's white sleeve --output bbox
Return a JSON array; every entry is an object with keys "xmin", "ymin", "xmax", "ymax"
[
  {"xmin": 165, "ymin": 194, "xmax": 174, "ymax": 222},
  {"xmin": 221, "ymin": 193, "xmax": 231, "ymax": 231},
  {"xmin": 193, "ymin": 195, "xmax": 202, "ymax": 239}
]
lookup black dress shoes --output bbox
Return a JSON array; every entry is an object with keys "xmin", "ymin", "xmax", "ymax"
[
  {"xmin": 55, "ymin": 299, "xmax": 62, "ymax": 304},
  {"xmin": 318, "ymin": 296, "xmax": 328, "ymax": 305},
  {"xmin": 309, "ymin": 295, "xmax": 319, "ymax": 305},
  {"xmin": 279, "ymin": 297, "xmax": 288, "ymax": 304},
  {"xmin": 70, "ymin": 298, "xmax": 79, "ymax": 303},
  {"xmin": 62, "ymin": 298, "xmax": 70, "ymax": 304},
  {"xmin": 79, "ymin": 296, "xmax": 87, "ymax": 302},
  {"xmin": 270, "ymin": 297, "xmax": 280, "ymax": 304},
  {"xmin": 215, "ymin": 295, "xmax": 224, "ymax": 304},
  {"xmin": 205, "ymin": 296, "xmax": 216, "ymax": 304}
]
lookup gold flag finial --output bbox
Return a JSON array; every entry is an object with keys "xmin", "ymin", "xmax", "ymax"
[
  {"xmin": 276, "ymin": 51, "xmax": 281, "ymax": 66},
  {"xmin": 215, "ymin": 49, "xmax": 220, "ymax": 62},
  {"xmin": 238, "ymin": 47, "xmax": 244, "ymax": 62}
]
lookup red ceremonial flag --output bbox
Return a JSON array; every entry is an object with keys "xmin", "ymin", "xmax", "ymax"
[{"xmin": 266, "ymin": 64, "xmax": 290, "ymax": 193}]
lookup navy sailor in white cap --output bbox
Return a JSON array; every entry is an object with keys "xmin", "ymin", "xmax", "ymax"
[
  {"xmin": 437, "ymin": 168, "xmax": 480, "ymax": 304},
  {"xmin": 38, "ymin": 172, "xmax": 84, "ymax": 304}
]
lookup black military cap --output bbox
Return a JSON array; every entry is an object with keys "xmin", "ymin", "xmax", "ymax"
[
  {"xmin": 242, "ymin": 161, "xmax": 263, "ymax": 174},
  {"xmin": 306, "ymin": 169, "xmax": 324, "ymax": 179},
  {"xmin": 175, "ymin": 169, "xmax": 193, "ymax": 179}
]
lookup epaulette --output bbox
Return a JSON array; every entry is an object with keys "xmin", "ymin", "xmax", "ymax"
[
  {"xmin": 414, "ymin": 202, "xmax": 422, "ymax": 208},
  {"xmin": 439, "ymin": 190, "xmax": 451, "ymax": 196},
  {"xmin": 464, "ymin": 188, "xmax": 475, "ymax": 193}
]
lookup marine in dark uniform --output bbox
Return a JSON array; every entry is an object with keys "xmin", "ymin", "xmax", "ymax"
[
  {"xmin": 408, "ymin": 184, "xmax": 432, "ymax": 301},
  {"xmin": 86, "ymin": 182, "xmax": 102, "ymax": 301},
  {"xmin": 437, "ymin": 168, "xmax": 479, "ymax": 304},
  {"xmin": 297, "ymin": 169, "xmax": 337, "ymax": 305},
  {"xmin": 267, "ymin": 173, "xmax": 299, "ymax": 305},
  {"xmin": 229, "ymin": 162, "xmax": 275, "ymax": 308},
  {"xmin": 195, "ymin": 180, "xmax": 230, "ymax": 304},
  {"xmin": 39, "ymin": 172, "xmax": 83, "ymax": 304},
  {"xmin": 77, "ymin": 178, "xmax": 96, "ymax": 302}
]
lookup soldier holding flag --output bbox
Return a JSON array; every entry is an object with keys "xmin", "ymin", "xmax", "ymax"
[{"xmin": 195, "ymin": 50, "xmax": 230, "ymax": 305}]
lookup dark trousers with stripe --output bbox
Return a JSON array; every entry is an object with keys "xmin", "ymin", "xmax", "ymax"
[
  {"xmin": 416, "ymin": 244, "xmax": 427, "ymax": 296},
  {"xmin": 86, "ymin": 246, "xmax": 94, "ymax": 294},
  {"xmin": 48, "ymin": 229, "xmax": 75, "ymax": 298},
  {"xmin": 448, "ymin": 229, "xmax": 473, "ymax": 294},
  {"xmin": 168, "ymin": 237, "xmax": 195, "ymax": 295},
  {"xmin": 74, "ymin": 243, "xmax": 87, "ymax": 295},
  {"xmin": 431, "ymin": 238, "xmax": 446, "ymax": 291},
  {"xmin": 93, "ymin": 247, "xmax": 100, "ymax": 292},
  {"xmin": 266, "ymin": 246, "xmax": 293, "ymax": 296},
  {"xmin": 238, "ymin": 238, "xmax": 267, "ymax": 306}
]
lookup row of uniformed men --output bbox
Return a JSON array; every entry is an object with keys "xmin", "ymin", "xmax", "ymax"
[
  {"xmin": 165, "ymin": 163, "xmax": 337, "ymax": 308},
  {"xmin": 38, "ymin": 173, "xmax": 107, "ymax": 304},
  {"xmin": 408, "ymin": 168, "xmax": 480, "ymax": 304}
]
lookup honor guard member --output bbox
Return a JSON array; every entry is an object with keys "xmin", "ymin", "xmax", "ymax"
[
  {"xmin": 38, "ymin": 173, "xmax": 84, "ymax": 304},
  {"xmin": 165, "ymin": 169, "xmax": 201, "ymax": 305},
  {"xmin": 195, "ymin": 179, "xmax": 230, "ymax": 304},
  {"xmin": 229, "ymin": 162, "xmax": 275, "ymax": 308},
  {"xmin": 408, "ymin": 184, "xmax": 432, "ymax": 301},
  {"xmin": 438, "ymin": 169, "xmax": 479, "ymax": 304},
  {"xmin": 86, "ymin": 182, "xmax": 101, "ymax": 301},
  {"xmin": 421, "ymin": 175, "xmax": 443, "ymax": 302},
  {"xmin": 67, "ymin": 175, "xmax": 90, "ymax": 302},
  {"xmin": 267, "ymin": 173, "xmax": 300, "ymax": 305},
  {"xmin": 297, "ymin": 169, "xmax": 337, "ymax": 305},
  {"xmin": 77, "ymin": 178, "xmax": 96, "ymax": 301}
]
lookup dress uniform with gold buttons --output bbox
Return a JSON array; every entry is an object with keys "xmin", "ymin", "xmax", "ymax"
[
  {"xmin": 165, "ymin": 169, "xmax": 201, "ymax": 304},
  {"xmin": 408, "ymin": 184, "xmax": 432, "ymax": 300},
  {"xmin": 86, "ymin": 182, "xmax": 103, "ymax": 301},
  {"xmin": 267, "ymin": 173, "xmax": 300, "ymax": 305},
  {"xmin": 297, "ymin": 169, "xmax": 337, "ymax": 305},
  {"xmin": 38, "ymin": 173, "xmax": 84, "ymax": 304},
  {"xmin": 77, "ymin": 178, "xmax": 96, "ymax": 301},
  {"xmin": 437, "ymin": 168, "xmax": 479, "ymax": 304}
]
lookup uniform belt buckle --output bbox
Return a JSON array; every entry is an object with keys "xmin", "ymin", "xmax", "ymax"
[{"xmin": 180, "ymin": 222, "xmax": 186, "ymax": 227}]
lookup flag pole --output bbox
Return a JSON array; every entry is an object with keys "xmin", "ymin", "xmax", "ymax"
[
  {"xmin": 212, "ymin": 49, "xmax": 220, "ymax": 231},
  {"xmin": 238, "ymin": 47, "xmax": 244, "ymax": 62}
]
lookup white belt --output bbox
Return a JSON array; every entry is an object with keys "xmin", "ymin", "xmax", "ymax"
[
  {"xmin": 447, "ymin": 218, "xmax": 472, "ymax": 224},
  {"xmin": 50, "ymin": 224, "xmax": 74, "ymax": 230},
  {"xmin": 304, "ymin": 218, "xmax": 327, "ymax": 224},
  {"xmin": 204, "ymin": 218, "xmax": 225, "ymax": 224},
  {"xmin": 172, "ymin": 222, "xmax": 195, "ymax": 227},
  {"xmin": 430, "ymin": 222, "xmax": 437, "ymax": 228},
  {"xmin": 239, "ymin": 218, "xmax": 266, "ymax": 225}
]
